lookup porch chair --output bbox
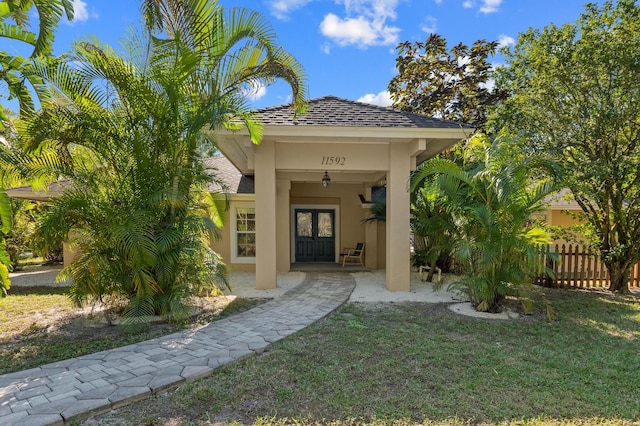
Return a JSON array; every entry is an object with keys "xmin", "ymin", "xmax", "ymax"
[
  {"xmin": 341, "ymin": 243, "xmax": 365, "ymax": 267},
  {"xmin": 419, "ymin": 264, "xmax": 442, "ymax": 282}
]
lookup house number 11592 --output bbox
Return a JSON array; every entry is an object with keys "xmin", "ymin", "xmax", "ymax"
[{"xmin": 321, "ymin": 156, "xmax": 346, "ymax": 165}]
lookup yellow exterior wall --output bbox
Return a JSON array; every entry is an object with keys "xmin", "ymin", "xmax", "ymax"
[
  {"xmin": 62, "ymin": 242, "xmax": 78, "ymax": 268},
  {"xmin": 546, "ymin": 209, "xmax": 588, "ymax": 246}
]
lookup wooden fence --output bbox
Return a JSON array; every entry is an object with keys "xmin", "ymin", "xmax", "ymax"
[{"xmin": 534, "ymin": 244, "xmax": 640, "ymax": 289}]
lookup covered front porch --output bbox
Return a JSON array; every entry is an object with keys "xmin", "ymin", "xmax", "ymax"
[{"xmin": 216, "ymin": 96, "xmax": 469, "ymax": 292}]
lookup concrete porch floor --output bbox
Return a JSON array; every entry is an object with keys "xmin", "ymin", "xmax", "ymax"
[{"xmin": 290, "ymin": 262, "xmax": 371, "ymax": 273}]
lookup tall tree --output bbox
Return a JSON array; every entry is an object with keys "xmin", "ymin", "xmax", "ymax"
[
  {"xmin": 11, "ymin": 0, "xmax": 306, "ymax": 321},
  {"xmin": 493, "ymin": 0, "xmax": 640, "ymax": 293},
  {"xmin": 388, "ymin": 34, "xmax": 507, "ymax": 130},
  {"xmin": 0, "ymin": 0, "xmax": 74, "ymax": 125}
]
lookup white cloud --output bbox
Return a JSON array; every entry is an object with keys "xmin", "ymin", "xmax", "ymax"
[
  {"xmin": 497, "ymin": 34, "xmax": 515, "ymax": 48},
  {"xmin": 320, "ymin": 14, "xmax": 378, "ymax": 47},
  {"xmin": 462, "ymin": 0, "xmax": 502, "ymax": 14},
  {"xmin": 434, "ymin": 0, "xmax": 443, "ymax": 4},
  {"xmin": 64, "ymin": 0, "xmax": 98, "ymax": 25},
  {"xmin": 320, "ymin": 0, "xmax": 401, "ymax": 48},
  {"xmin": 267, "ymin": 0, "xmax": 313, "ymax": 20},
  {"xmin": 458, "ymin": 56, "xmax": 471, "ymax": 67},
  {"xmin": 321, "ymin": 42, "xmax": 331, "ymax": 54},
  {"xmin": 277, "ymin": 94, "xmax": 294, "ymax": 104},
  {"xmin": 343, "ymin": 0, "xmax": 399, "ymax": 20},
  {"xmin": 479, "ymin": 0, "xmax": 502, "ymax": 14},
  {"xmin": 242, "ymin": 80, "xmax": 267, "ymax": 101},
  {"xmin": 421, "ymin": 16, "xmax": 437, "ymax": 34},
  {"xmin": 358, "ymin": 90, "xmax": 393, "ymax": 107},
  {"xmin": 480, "ymin": 78, "xmax": 495, "ymax": 92}
]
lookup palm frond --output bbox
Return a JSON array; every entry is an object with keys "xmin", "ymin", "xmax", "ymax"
[{"xmin": 0, "ymin": 188, "xmax": 12, "ymax": 234}]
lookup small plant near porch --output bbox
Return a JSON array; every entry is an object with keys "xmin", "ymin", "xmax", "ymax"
[{"xmin": 411, "ymin": 133, "xmax": 557, "ymax": 316}]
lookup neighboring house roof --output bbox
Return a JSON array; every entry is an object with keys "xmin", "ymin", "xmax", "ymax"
[
  {"xmin": 6, "ymin": 158, "xmax": 255, "ymax": 200},
  {"xmin": 254, "ymin": 95, "xmax": 465, "ymax": 128},
  {"xmin": 5, "ymin": 180, "xmax": 71, "ymax": 202},
  {"xmin": 545, "ymin": 188, "xmax": 582, "ymax": 210},
  {"xmin": 204, "ymin": 156, "xmax": 254, "ymax": 194}
]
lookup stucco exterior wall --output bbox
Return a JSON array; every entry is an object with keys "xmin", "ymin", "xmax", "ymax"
[
  {"xmin": 546, "ymin": 209, "xmax": 588, "ymax": 246},
  {"xmin": 62, "ymin": 241, "xmax": 78, "ymax": 268}
]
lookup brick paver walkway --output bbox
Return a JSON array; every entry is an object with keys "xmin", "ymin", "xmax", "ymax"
[{"xmin": 0, "ymin": 272, "xmax": 355, "ymax": 426}]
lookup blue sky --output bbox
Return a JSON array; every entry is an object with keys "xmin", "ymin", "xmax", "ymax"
[{"xmin": 5, "ymin": 0, "xmax": 591, "ymax": 110}]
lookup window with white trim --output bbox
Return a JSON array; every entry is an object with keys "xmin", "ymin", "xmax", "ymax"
[{"xmin": 234, "ymin": 207, "xmax": 256, "ymax": 261}]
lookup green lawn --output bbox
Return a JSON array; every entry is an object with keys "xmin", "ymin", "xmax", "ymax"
[{"xmin": 91, "ymin": 288, "xmax": 640, "ymax": 425}]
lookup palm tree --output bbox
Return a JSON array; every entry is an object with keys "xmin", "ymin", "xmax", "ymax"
[
  {"xmin": 15, "ymin": 0, "xmax": 307, "ymax": 322},
  {"xmin": 0, "ymin": 108, "xmax": 19, "ymax": 296},
  {"xmin": 410, "ymin": 183, "xmax": 457, "ymax": 282},
  {"xmin": 0, "ymin": 0, "xmax": 74, "ymax": 125},
  {"xmin": 0, "ymin": 189, "xmax": 11, "ymax": 296},
  {"xmin": 412, "ymin": 133, "xmax": 556, "ymax": 314}
]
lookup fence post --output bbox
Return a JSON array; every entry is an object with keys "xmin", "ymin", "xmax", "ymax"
[
  {"xmin": 553, "ymin": 244, "xmax": 559, "ymax": 287},
  {"xmin": 560, "ymin": 244, "xmax": 566, "ymax": 287},
  {"xmin": 568, "ymin": 244, "xmax": 574, "ymax": 287},
  {"xmin": 545, "ymin": 244, "xmax": 553, "ymax": 287},
  {"xmin": 580, "ymin": 246, "xmax": 587, "ymax": 288},
  {"xmin": 574, "ymin": 244, "xmax": 580, "ymax": 288}
]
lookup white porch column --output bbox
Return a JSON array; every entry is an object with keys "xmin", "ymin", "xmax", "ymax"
[
  {"xmin": 254, "ymin": 140, "xmax": 277, "ymax": 289},
  {"xmin": 276, "ymin": 178, "xmax": 291, "ymax": 272},
  {"xmin": 385, "ymin": 142, "xmax": 412, "ymax": 291}
]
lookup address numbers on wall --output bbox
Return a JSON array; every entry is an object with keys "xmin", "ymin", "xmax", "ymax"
[{"xmin": 321, "ymin": 156, "xmax": 346, "ymax": 166}]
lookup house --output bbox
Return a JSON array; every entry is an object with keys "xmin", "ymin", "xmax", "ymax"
[
  {"xmin": 6, "ymin": 96, "xmax": 470, "ymax": 292},
  {"xmin": 212, "ymin": 96, "xmax": 470, "ymax": 291},
  {"xmin": 539, "ymin": 188, "xmax": 588, "ymax": 245}
]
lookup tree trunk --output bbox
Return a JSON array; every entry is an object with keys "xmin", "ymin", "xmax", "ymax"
[{"xmin": 606, "ymin": 262, "xmax": 631, "ymax": 294}]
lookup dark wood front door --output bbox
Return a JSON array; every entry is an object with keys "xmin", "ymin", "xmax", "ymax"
[{"xmin": 294, "ymin": 209, "xmax": 335, "ymax": 262}]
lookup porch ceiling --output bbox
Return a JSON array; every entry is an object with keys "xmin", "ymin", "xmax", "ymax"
[{"xmin": 277, "ymin": 170, "xmax": 386, "ymax": 185}]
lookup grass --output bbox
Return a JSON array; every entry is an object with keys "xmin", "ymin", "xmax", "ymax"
[
  {"xmin": 90, "ymin": 288, "xmax": 640, "ymax": 425},
  {"xmin": 0, "ymin": 286, "xmax": 265, "ymax": 375}
]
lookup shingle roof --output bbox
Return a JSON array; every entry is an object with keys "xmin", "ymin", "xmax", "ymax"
[
  {"xmin": 6, "ymin": 180, "xmax": 72, "ymax": 201},
  {"xmin": 254, "ymin": 95, "xmax": 467, "ymax": 129},
  {"xmin": 203, "ymin": 156, "xmax": 254, "ymax": 194}
]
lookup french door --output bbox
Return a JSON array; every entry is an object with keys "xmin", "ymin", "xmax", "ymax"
[{"xmin": 294, "ymin": 209, "xmax": 335, "ymax": 262}]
